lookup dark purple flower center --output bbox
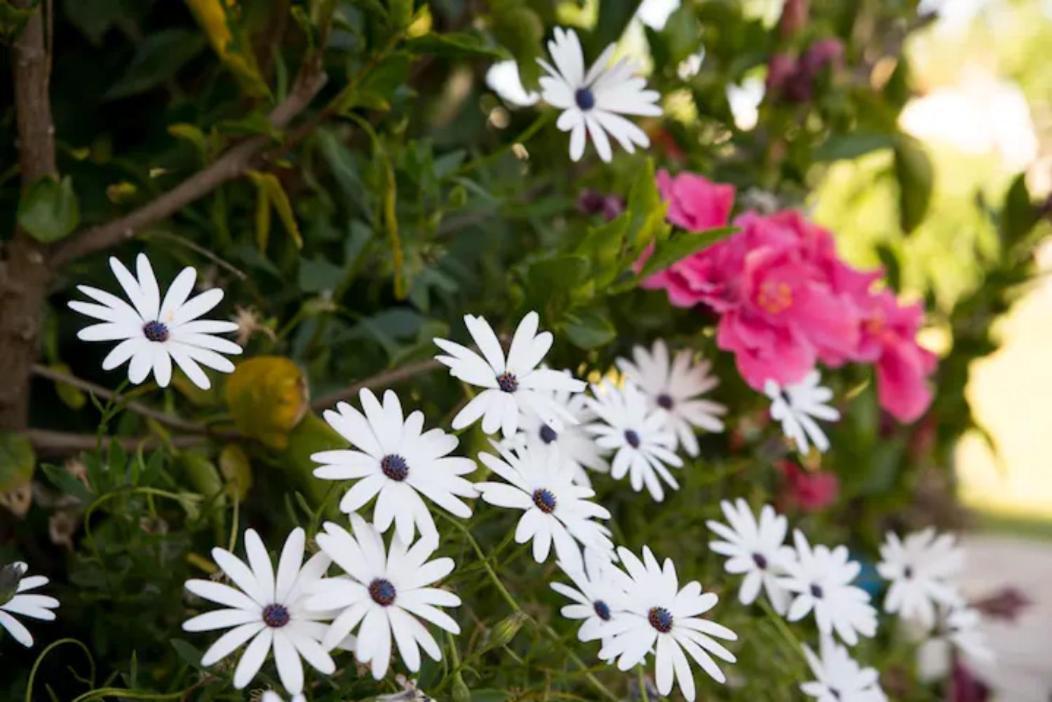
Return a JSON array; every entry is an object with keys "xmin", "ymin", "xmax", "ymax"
[
  {"xmin": 369, "ymin": 578, "xmax": 397, "ymax": 606},
  {"xmin": 262, "ymin": 603, "xmax": 290, "ymax": 628},
  {"xmin": 593, "ymin": 600, "xmax": 612, "ymax": 621},
  {"xmin": 497, "ymin": 372, "xmax": 519, "ymax": 393},
  {"xmin": 647, "ymin": 606, "xmax": 673, "ymax": 633},
  {"xmin": 656, "ymin": 393, "xmax": 674, "ymax": 410},
  {"xmin": 624, "ymin": 429, "xmax": 641, "ymax": 448},
  {"xmin": 810, "ymin": 583, "xmax": 824, "ymax": 599},
  {"xmin": 575, "ymin": 87, "xmax": 596, "ymax": 111},
  {"xmin": 381, "ymin": 454, "xmax": 409, "ymax": 481},
  {"xmin": 903, "ymin": 566, "xmax": 913, "ymax": 579},
  {"xmin": 532, "ymin": 488, "xmax": 557, "ymax": 513},
  {"xmin": 142, "ymin": 320, "xmax": 169, "ymax": 342},
  {"xmin": 539, "ymin": 424, "xmax": 558, "ymax": 444},
  {"xmin": 752, "ymin": 552, "xmax": 768, "ymax": 570}
]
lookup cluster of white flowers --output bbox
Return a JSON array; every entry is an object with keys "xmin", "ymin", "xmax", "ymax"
[
  {"xmin": 876, "ymin": 528, "xmax": 993, "ymax": 680},
  {"xmin": 58, "ymin": 263, "xmax": 993, "ymax": 700},
  {"xmin": 707, "ymin": 500, "xmax": 995, "ymax": 700}
]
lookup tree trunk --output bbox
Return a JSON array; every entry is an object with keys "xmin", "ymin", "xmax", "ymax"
[{"xmin": 0, "ymin": 3, "xmax": 57, "ymax": 430}]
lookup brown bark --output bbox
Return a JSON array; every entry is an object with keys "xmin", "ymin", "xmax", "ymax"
[{"xmin": 0, "ymin": 3, "xmax": 57, "ymax": 429}]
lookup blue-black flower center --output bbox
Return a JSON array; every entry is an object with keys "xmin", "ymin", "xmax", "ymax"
[
  {"xmin": 539, "ymin": 424, "xmax": 558, "ymax": 444},
  {"xmin": 656, "ymin": 393, "xmax": 674, "ymax": 410},
  {"xmin": 142, "ymin": 320, "xmax": 170, "ymax": 343},
  {"xmin": 624, "ymin": 429, "xmax": 641, "ymax": 449},
  {"xmin": 381, "ymin": 454, "xmax": 409, "ymax": 481},
  {"xmin": 752, "ymin": 552, "xmax": 768, "ymax": 570},
  {"xmin": 369, "ymin": 578, "xmax": 397, "ymax": 606},
  {"xmin": 532, "ymin": 488, "xmax": 557, "ymax": 513},
  {"xmin": 810, "ymin": 583, "xmax": 824, "ymax": 599},
  {"xmin": 497, "ymin": 372, "xmax": 519, "ymax": 393},
  {"xmin": 574, "ymin": 87, "xmax": 596, "ymax": 111},
  {"xmin": 262, "ymin": 603, "xmax": 290, "ymax": 628},
  {"xmin": 593, "ymin": 600, "xmax": 612, "ymax": 621},
  {"xmin": 647, "ymin": 606, "xmax": 673, "ymax": 633},
  {"xmin": 903, "ymin": 566, "xmax": 913, "ymax": 579}
]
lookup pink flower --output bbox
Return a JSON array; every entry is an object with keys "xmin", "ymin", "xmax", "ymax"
[
  {"xmin": 778, "ymin": 460, "xmax": 838, "ymax": 512},
  {"xmin": 655, "ymin": 169, "xmax": 736, "ymax": 233},
  {"xmin": 852, "ymin": 291, "xmax": 937, "ymax": 423}
]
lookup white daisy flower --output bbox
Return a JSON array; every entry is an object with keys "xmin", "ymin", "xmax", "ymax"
[
  {"xmin": 706, "ymin": 499, "xmax": 795, "ymax": 613},
  {"xmin": 584, "ymin": 381, "xmax": 683, "ymax": 502},
  {"xmin": 514, "ymin": 372, "xmax": 610, "ymax": 487},
  {"xmin": 876, "ymin": 528, "xmax": 964, "ymax": 631},
  {"xmin": 617, "ymin": 340, "xmax": 726, "ymax": 457},
  {"xmin": 537, "ymin": 27, "xmax": 662, "ymax": 162},
  {"xmin": 801, "ymin": 637, "xmax": 887, "ymax": 702},
  {"xmin": 434, "ymin": 312, "xmax": 586, "ymax": 438},
  {"xmin": 313, "ymin": 388, "xmax": 477, "ymax": 544},
  {"xmin": 551, "ymin": 548, "xmax": 630, "ymax": 655},
  {"xmin": 307, "ymin": 515, "xmax": 461, "ymax": 680},
  {"xmin": 476, "ymin": 441, "xmax": 612, "ymax": 573},
  {"xmin": 69, "ymin": 254, "xmax": 241, "ymax": 389},
  {"xmin": 182, "ymin": 528, "xmax": 335, "ymax": 696},
  {"xmin": 916, "ymin": 604, "xmax": 995, "ymax": 682},
  {"xmin": 486, "ymin": 60, "xmax": 539, "ymax": 108},
  {"xmin": 765, "ymin": 371, "xmax": 840, "ymax": 454},
  {"xmin": 779, "ymin": 531, "xmax": 878, "ymax": 646},
  {"xmin": 599, "ymin": 546, "xmax": 738, "ymax": 700},
  {"xmin": 0, "ymin": 562, "xmax": 59, "ymax": 647}
]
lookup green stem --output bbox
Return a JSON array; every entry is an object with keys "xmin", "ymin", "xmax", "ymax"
[
  {"xmin": 758, "ymin": 598, "xmax": 808, "ymax": 665},
  {"xmin": 637, "ymin": 665, "xmax": 650, "ymax": 702},
  {"xmin": 25, "ymin": 638, "xmax": 96, "ymax": 702},
  {"xmin": 439, "ymin": 513, "xmax": 620, "ymax": 702},
  {"xmin": 458, "ymin": 111, "xmax": 554, "ymax": 175}
]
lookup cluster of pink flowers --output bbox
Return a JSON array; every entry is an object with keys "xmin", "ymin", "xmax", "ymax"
[
  {"xmin": 766, "ymin": 38, "xmax": 844, "ymax": 104},
  {"xmin": 643, "ymin": 170, "xmax": 936, "ymax": 423}
]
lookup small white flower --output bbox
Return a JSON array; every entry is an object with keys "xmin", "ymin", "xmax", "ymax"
[
  {"xmin": 313, "ymin": 388, "xmax": 477, "ymax": 544},
  {"xmin": 486, "ymin": 60, "xmax": 540, "ymax": 107},
  {"xmin": 585, "ymin": 382, "xmax": 683, "ymax": 501},
  {"xmin": 877, "ymin": 528, "xmax": 964, "ymax": 631},
  {"xmin": 434, "ymin": 312, "xmax": 585, "ymax": 438},
  {"xmin": 0, "ymin": 562, "xmax": 59, "ymax": 647},
  {"xmin": 706, "ymin": 499, "xmax": 794, "ymax": 613},
  {"xmin": 307, "ymin": 515, "xmax": 461, "ymax": 680},
  {"xmin": 182, "ymin": 528, "xmax": 335, "ymax": 696},
  {"xmin": 551, "ymin": 549, "xmax": 630, "ymax": 655},
  {"xmin": 477, "ymin": 441, "xmax": 612, "ymax": 573},
  {"xmin": 537, "ymin": 27, "xmax": 662, "ymax": 162},
  {"xmin": 514, "ymin": 373, "xmax": 610, "ymax": 487},
  {"xmin": 600, "ymin": 546, "xmax": 738, "ymax": 700},
  {"xmin": 69, "ymin": 254, "xmax": 242, "ymax": 389},
  {"xmin": 801, "ymin": 637, "xmax": 887, "ymax": 702},
  {"xmin": 617, "ymin": 340, "xmax": 726, "ymax": 457},
  {"xmin": 765, "ymin": 371, "xmax": 840, "ymax": 454},
  {"xmin": 915, "ymin": 604, "xmax": 995, "ymax": 682},
  {"xmin": 779, "ymin": 531, "xmax": 878, "ymax": 646}
]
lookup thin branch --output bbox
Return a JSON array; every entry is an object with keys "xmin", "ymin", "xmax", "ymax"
[
  {"xmin": 26, "ymin": 429, "xmax": 206, "ymax": 457},
  {"xmin": 31, "ymin": 364, "xmax": 238, "ymax": 438},
  {"xmin": 311, "ymin": 358, "xmax": 443, "ymax": 410},
  {"xmin": 50, "ymin": 60, "xmax": 328, "ymax": 267}
]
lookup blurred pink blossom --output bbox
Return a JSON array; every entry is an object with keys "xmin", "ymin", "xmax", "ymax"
[{"xmin": 778, "ymin": 460, "xmax": 839, "ymax": 511}]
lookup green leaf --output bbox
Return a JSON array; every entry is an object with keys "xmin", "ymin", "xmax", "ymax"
[
  {"xmin": 815, "ymin": 132, "xmax": 894, "ymax": 162},
  {"xmin": 405, "ymin": 32, "xmax": 506, "ymax": 59},
  {"xmin": 622, "ymin": 158, "xmax": 670, "ymax": 258},
  {"xmin": 893, "ymin": 134, "xmax": 934, "ymax": 233},
  {"xmin": 0, "ymin": 1, "xmax": 34, "ymax": 44},
  {"xmin": 488, "ymin": 2, "xmax": 544, "ymax": 90},
  {"xmin": 169, "ymin": 639, "xmax": 206, "ymax": 671},
  {"xmin": 586, "ymin": 0, "xmax": 643, "ymax": 56},
  {"xmin": 563, "ymin": 308, "xmax": 617, "ymax": 349},
  {"xmin": 41, "ymin": 462, "xmax": 93, "ymax": 502},
  {"xmin": 247, "ymin": 171, "xmax": 303, "ymax": 249},
  {"xmin": 636, "ymin": 226, "xmax": 737, "ymax": 280},
  {"xmin": 338, "ymin": 53, "xmax": 411, "ymax": 112},
  {"xmin": 389, "ymin": 0, "xmax": 413, "ymax": 29},
  {"xmin": 0, "ymin": 431, "xmax": 34, "ymax": 493},
  {"xmin": 1001, "ymin": 173, "xmax": 1039, "ymax": 247},
  {"xmin": 17, "ymin": 176, "xmax": 80, "ymax": 243},
  {"xmin": 105, "ymin": 29, "xmax": 206, "ymax": 99}
]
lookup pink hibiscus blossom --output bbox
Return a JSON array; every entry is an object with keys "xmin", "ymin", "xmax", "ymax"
[{"xmin": 643, "ymin": 193, "xmax": 937, "ymax": 422}]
